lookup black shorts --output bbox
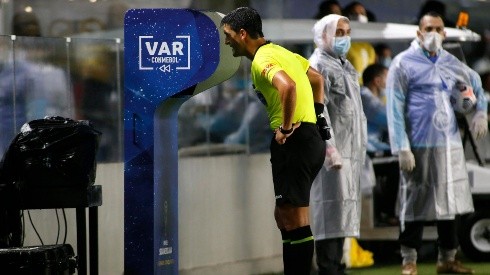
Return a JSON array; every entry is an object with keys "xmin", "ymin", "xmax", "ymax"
[{"xmin": 270, "ymin": 122, "xmax": 325, "ymax": 207}]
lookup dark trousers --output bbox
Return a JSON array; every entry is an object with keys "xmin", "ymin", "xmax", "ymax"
[
  {"xmin": 315, "ymin": 238, "xmax": 346, "ymax": 275},
  {"xmin": 399, "ymin": 220, "xmax": 458, "ymax": 250},
  {"xmin": 373, "ymin": 160, "xmax": 399, "ymax": 218}
]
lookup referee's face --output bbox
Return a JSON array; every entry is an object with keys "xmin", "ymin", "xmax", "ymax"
[{"xmin": 223, "ymin": 24, "xmax": 244, "ymax": 57}]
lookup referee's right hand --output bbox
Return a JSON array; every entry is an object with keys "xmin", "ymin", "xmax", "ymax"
[{"xmin": 275, "ymin": 122, "xmax": 301, "ymax": 144}]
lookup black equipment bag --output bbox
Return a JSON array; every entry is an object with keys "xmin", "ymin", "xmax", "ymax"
[
  {"xmin": 0, "ymin": 206, "xmax": 22, "ymax": 248},
  {"xmin": 0, "ymin": 244, "xmax": 77, "ymax": 274},
  {"xmin": 0, "ymin": 116, "xmax": 101, "ymax": 188}
]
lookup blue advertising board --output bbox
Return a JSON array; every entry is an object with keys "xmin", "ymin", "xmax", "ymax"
[{"xmin": 124, "ymin": 8, "xmax": 240, "ymax": 274}]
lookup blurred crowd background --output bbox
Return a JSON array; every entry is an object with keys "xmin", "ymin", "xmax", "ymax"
[{"xmin": 0, "ymin": 0, "xmax": 489, "ymax": 161}]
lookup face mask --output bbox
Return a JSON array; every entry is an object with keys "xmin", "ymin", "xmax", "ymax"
[
  {"xmin": 379, "ymin": 57, "xmax": 392, "ymax": 68},
  {"xmin": 333, "ymin": 36, "xmax": 351, "ymax": 56},
  {"xmin": 358, "ymin": 14, "xmax": 368, "ymax": 23},
  {"xmin": 349, "ymin": 14, "xmax": 368, "ymax": 23},
  {"xmin": 422, "ymin": 32, "xmax": 443, "ymax": 52}
]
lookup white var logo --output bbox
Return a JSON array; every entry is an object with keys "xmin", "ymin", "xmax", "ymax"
[{"xmin": 138, "ymin": 35, "xmax": 190, "ymax": 72}]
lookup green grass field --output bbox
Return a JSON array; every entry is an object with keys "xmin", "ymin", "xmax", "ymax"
[
  {"xmin": 348, "ymin": 262, "xmax": 490, "ymax": 274},
  {"xmin": 261, "ymin": 261, "xmax": 490, "ymax": 275},
  {"xmin": 346, "ymin": 241, "xmax": 490, "ymax": 274},
  {"xmin": 261, "ymin": 241, "xmax": 490, "ymax": 275}
]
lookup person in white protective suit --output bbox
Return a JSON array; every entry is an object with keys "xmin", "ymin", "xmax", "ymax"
[
  {"xmin": 309, "ymin": 14, "xmax": 367, "ymax": 275},
  {"xmin": 386, "ymin": 11, "xmax": 488, "ymax": 275}
]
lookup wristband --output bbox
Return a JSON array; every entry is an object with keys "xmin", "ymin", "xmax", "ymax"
[
  {"xmin": 279, "ymin": 125, "xmax": 293, "ymax": 135},
  {"xmin": 314, "ymin": 102, "xmax": 325, "ymax": 116}
]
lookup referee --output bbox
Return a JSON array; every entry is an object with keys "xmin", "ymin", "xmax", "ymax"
[{"xmin": 221, "ymin": 7, "xmax": 329, "ymax": 275}]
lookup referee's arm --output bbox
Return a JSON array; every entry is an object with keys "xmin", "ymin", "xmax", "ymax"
[
  {"xmin": 272, "ymin": 70, "xmax": 297, "ymax": 130},
  {"xmin": 307, "ymin": 66, "xmax": 324, "ymax": 104}
]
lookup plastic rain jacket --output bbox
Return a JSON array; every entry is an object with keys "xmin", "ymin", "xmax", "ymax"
[
  {"xmin": 386, "ymin": 39, "xmax": 488, "ymax": 224},
  {"xmin": 309, "ymin": 14, "xmax": 368, "ymax": 240}
]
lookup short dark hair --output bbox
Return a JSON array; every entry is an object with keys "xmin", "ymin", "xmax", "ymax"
[
  {"xmin": 342, "ymin": 1, "xmax": 364, "ymax": 16},
  {"xmin": 418, "ymin": 0, "xmax": 446, "ymax": 19},
  {"xmin": 363, "ymin": 64, "xmax": 387, "ymax": 85},
  {"xmin": 221, "ymin": 7, "xmax": 264, "ymax": 39},
  {"xmin": 418, "ymin": 11, "xmax": 444, "ymax": 28},
  {"xmin": 315, "ymin": 0, "xmax": 341, "ymax": 19},
  {"xmin": 374, "ymin": 43, "xmax": 390, "ymax": 56},
  {"xmin": 12, "ymin": 12, "xmax": 41, "ymax": 36}
]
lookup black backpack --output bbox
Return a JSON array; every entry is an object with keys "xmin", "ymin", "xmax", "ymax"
[
  {"xmin": 0, "ymin": 116, "xmax": 100, "ymax": 248},
  {"xmin": 0, "ymin": 116, "xmax": 101, "ymax": 188}
]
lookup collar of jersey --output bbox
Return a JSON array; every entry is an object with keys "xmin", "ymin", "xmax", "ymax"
[{"xmin": 254, "ymin": 40, "xmax": 271, "ymax": 57}]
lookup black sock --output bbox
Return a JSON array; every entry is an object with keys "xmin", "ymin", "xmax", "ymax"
[
  {"xmin": 282, "ymin": 226, "xmax": 314, "ymax": 275},
  {"xmin": 281, "ymin": 229, "xmax": 293, "ymax": 273}
]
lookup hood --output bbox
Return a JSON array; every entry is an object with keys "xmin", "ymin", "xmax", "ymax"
[{"xmin": 312, "ymin": 14, "xmax": 349, "ymax": 54}]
